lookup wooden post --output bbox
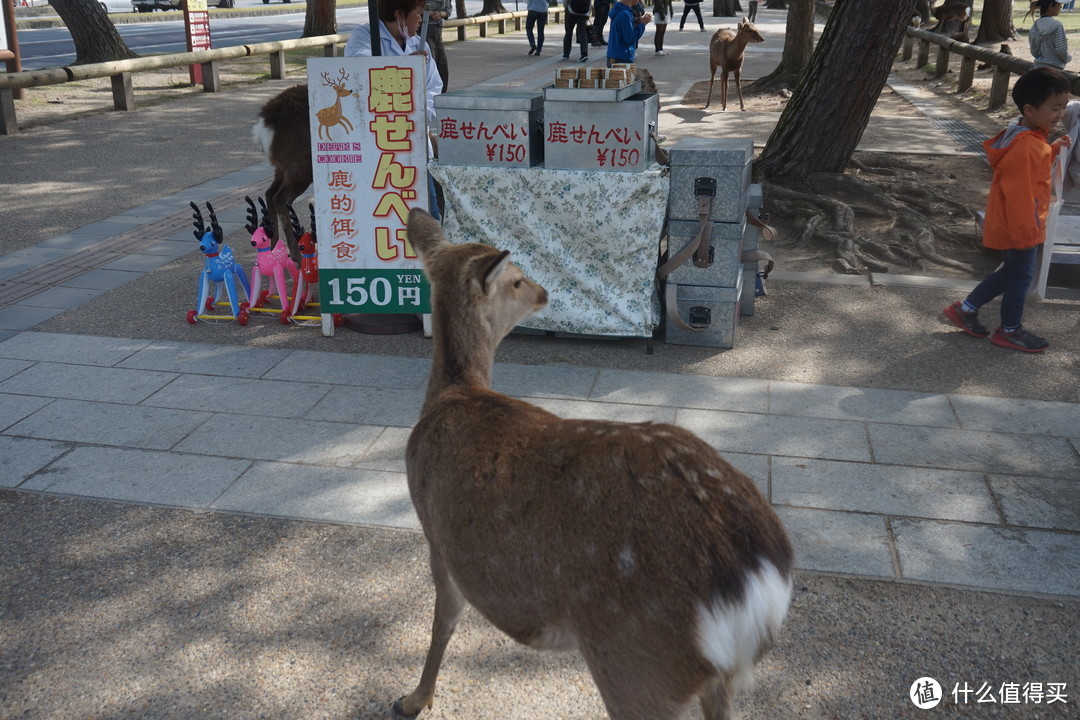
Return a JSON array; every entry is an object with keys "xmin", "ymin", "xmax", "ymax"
[
  {"xmin": 479, "ymin": 20, "xmax": 488, "ymax": 37},
  {"xmin": 916, "ymin": 38, "xmax": 930, "ymax": 68},
  {"xmin": 958, "ymin": 55, "xmax": 975, "ymax": 92},
  {"xmin": 498, "ymin": 18, "xmax": 507, "ymax": 33},
  {"xmin": 110, "ymin": 72, "xmax": 135, "ymax": 111},
  {"xmin": 201, "ymin": 60, "xmax": 220, "ymax": 92},
  {"xmin": 269, "ymin": 49, "xmax": 286, "ymax": 79},
  {"xmin": 935, "ymin": 44, "xmax": 950, "ymax": 77},
  {"xmin": 989, "ymin": 66, "xmax": 1010, "ymax": 109},
  {"xmin": 0, "ymin": 86, "xmax": 16, "ymax": 135},
  {"xmin": 323, "ymin": 42, "xmax": 336, "ymax": 57}
]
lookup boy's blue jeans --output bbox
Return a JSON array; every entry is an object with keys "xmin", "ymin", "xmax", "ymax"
[{"xmin": 965, "ymin": 246, "xmax": 1039, "ymax": 329}]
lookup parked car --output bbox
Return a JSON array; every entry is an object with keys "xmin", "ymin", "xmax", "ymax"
[
  {"xmin": 131, "ymin": 0, "xmax": 234, "ymax": 11},
  {"xmin": 100, "ymin": 0, "xmax": 135, "ymax": 12}
]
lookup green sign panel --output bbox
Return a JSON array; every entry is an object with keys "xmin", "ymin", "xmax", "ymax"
[{"xmin": 319, "ymin": 268, "xmax": 430, "ymax": 315}]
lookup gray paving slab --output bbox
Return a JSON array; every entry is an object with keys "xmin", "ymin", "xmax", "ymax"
[
  {"xmin": 15, "ymin": 286, "xmax": 111, "ymax": 309},
  {"xmin": 0, "ymin": 246, "xmax": 72, "ymax": 276},
  {"xmin": 867, "ymin": 424, "xmax": 1080, "ymax": 479},
  {"xmin": 892, "ymin": 518, "xmax": 1080, "ymax": 596},
  {"xmin": 34, "ymin": 233, "xmax": 108, "ymax": 250},
  {"xmin": 716, "ymin": 451, "xmax": 769, "ymax": 498},
  {"xmin": 0, "ymin": 393, "xmax": 53, "ymax": 431},
  {"xmin": 137, "ymin": 240, "xmax": 198, "ymax": 257},
  {"xmin": 67, "ymin": 220, "xmax": 142, "ymax": 237},
  {"xmin": 0, "ymin": 358, "xmax": 32, "ymax": 382},
  {"xmin": 174, "ymin": 414, "xmax": 386, "ymax": 467},
  {"xmin": 0, "ymin": 331, "xmax": 149, "ymax": 366},
  {"xmin": 774, "ymin": 506, "xmax": 895, "ymax": 578},
  {"xmin": 948, "ymin": 394, "xmax": 1080, "ymax": 438},
  {"xmin": 60, "ymin": 269, "xmax": 143, "ymax": 290},
  {"xmin": 0, "ymin": 362, "xmax": 177, "ymax": 404},
  {"xmin": 210, "ymin": 461, "xmax": 418, "ymax": 529},
  {"xmin": 304, "ymin": 385, "xmax": 426, "ymax": 428},
  {"xmin": 141, "ymin": 374, "xmax": 331, "ymax": 416},
  {"xmin": 352, "ymin": 426, "xmax": 411, "ymax": 473},
  {"xmin": 768, "ymin": 381, "xmax": 959, "ymax": 427},
  {"xmin": 492, "ymin": 362, "xmax": 598, "ymax": 400},
  {"xmin": 5, "ymin": 399, "xmax": 211, "ymax": 450},
  {"xmin": 264, "ymin": 350, "xmax": 430, "ymax": 389},
  {"xmin": 771, "ymin": 457, "xmax": 1001, "ymax": 524},
  {"xmin": 97, "ymin": 253, "xmax": 181, "ymax": 273},
  {"xmin": 590, "ymin": 368, "xmax": 769, "ymax": 412},
  {"xmin": 0, "ymin": 304, "xmax": 65, "ymax": 331},
  {"xmin": 19, "ymin": 445, "xmax": 252, "ymax": 506},
  {"xmin": 0, "ymin": 435, "xmax": 71, "ymax": 487},
  {"xmin": 116, "ymin": 339, "xmax": 294, "ymax": 378},
  {"xmin": 528, "ymin": 396, "xmax": 677, "ymax": 424},
  {"xmin": 990, "ymin": 475, "xmax": 1080, "ymax": 532},
  {"xmin": 676, "ymin": 408, "xmax": 873, "ymax": 462}
]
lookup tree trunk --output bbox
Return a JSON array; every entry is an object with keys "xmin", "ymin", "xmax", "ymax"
[
  {"xmin": 50, "ymin": 0, "xmax": 138, "ymax": 64},
  {"xmin": 974, "ymin": 0, "xmax": 1014, "ymax": 44},
  {"xmin": 303, "ymin": 0, "xmax": 337, "ymax": 36},
  {"xmin": 455, "ymin": 0, "xmax": 466, "ymax": 18},
  {"xmin": 478, "ymin": 0, "xmax": 508, "ymax": 14},
  {"xmin": 764, "ymin": 0, "xmax": 785, "ymax": 8},
  {"xmin": 747, "ymin": 0, "xmax": 813, "ymax": 92},
  {"xmin": 713, "ymin": 0, "xmax": 743, "ymax": 16},
  {"xmin": 756, "ymin": 0, "xmax": 916, "ymax": 182}
]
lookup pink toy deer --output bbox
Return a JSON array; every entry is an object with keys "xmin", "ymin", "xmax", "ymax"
[
  {"xmin": 394, "ymin": 207, "xmax": 794, "ymax": 720},
  {"xmin": 288, "ymin": 202, "xmax": 319, "ymax": 317},
  {"xmin": 245, "ymin": 195, "xmax": 298, "ymax": 323},
  {"xmin": 705, "ymin": 18, "xmax": 764, "ymax": 111}
]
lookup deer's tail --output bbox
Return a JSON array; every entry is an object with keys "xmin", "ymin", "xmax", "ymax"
[{"xmin": 252, "ymin": 119, "xmax": 273, "ymax": 161}]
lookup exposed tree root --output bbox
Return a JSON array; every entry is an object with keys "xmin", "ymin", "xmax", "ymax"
[{"xmin": 762, "ymin": 156, "xmax": 977, "ymax": 276}]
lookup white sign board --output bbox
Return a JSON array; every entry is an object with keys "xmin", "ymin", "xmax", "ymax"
[{"xmin": 307, "ymin": 56, "xmax": 431, "ymax": 320}]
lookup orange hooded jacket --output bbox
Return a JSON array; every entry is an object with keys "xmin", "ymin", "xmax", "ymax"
[{"xmin": 981, "ymin": 124, "xmax": 1054, "ymax": 250}]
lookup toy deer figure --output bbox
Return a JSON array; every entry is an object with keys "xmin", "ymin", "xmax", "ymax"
[
  {"xmin": 187, "ymin": 201, "xmax": 251, "ymax": 325},
  {"xmin": 705, "ymin": 18, "xmax": 764, "ymax": 111},
  {"xmin": 395, "ymin": 207, "xmax": 794, "ymax": 720},
  {"xmin": 287, "ymin": 202, "xmax": 319, "ymax": 317},
  {"xmin": 245, "ymin": 195, "xmax": 298, "ymax": 323},
  {"xmin": 316, "ymin": 69, "xmax": 358, "ymax": 141}
]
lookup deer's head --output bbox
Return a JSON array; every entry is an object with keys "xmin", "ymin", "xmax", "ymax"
[
  {"xmin": 321, "ymin": 69, "xmax": 357, "ymax": 99},
  {"xmin": 738, "ymin": 18, "xmax": 764, "ymax": 43}
]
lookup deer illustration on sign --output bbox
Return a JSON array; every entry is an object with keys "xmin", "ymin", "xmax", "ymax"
[{"xmin": 317, "ymin": 69, "xmax": 358, "ymax": 141}]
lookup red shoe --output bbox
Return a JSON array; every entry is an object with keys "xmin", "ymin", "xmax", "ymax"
[
  {"xmin": 943, "ymin": 302, "xmax": 989, "ymax": 338},
  {"xmin": 990, "ymin": 326, "xmax": 1049, "ymax": 353}
]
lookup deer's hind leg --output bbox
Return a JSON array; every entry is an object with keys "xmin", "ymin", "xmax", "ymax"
[
  {"xmin": 394, "ymin": 546, "xmax": 467, "ymax": 719},
  {"xmin": 720, "ymin": 68, "xmax": 731, "ymax": 111},
  {"xmin": 699, "ymin": 673, "xmax": 736, "ymax": 720}
]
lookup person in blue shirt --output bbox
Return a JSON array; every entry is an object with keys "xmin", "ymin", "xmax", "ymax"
[
  {"xmin": 526, "ymin": 0, "xmax": 550, "ymax": 55},
  {"xmin": 606, "ymin": 0, "xmax": 651, "ymax": 67}
]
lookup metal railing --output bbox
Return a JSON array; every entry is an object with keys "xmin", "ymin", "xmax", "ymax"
[
  {"xmin": 0, "ymin": 9, "xmax": 559, "ymax": 135},
  {"xmin": 902, "ymin": 26, "xmax": 1080, "ymax": 108}
]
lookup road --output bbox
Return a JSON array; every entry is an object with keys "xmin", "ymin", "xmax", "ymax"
[{"xmin": 16, "ymin": 1, "xmax": 493, "ymax": 70}]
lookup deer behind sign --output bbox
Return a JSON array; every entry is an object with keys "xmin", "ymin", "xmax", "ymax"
[{"xmin": 394, "ymin": 207, "xmax": 795, "ymax": 720}]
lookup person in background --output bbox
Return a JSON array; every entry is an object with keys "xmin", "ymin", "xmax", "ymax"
[
  {"xmin": 563, "ymin": 0, "xmax": 593, "ymax": 61},
  {"xmin": 527, "ymin": 0, "xmax": 549, "ymax": 54},
  {"xmin": 943, "ymin": 67, "xmax": 1071, "ymax": 352},
  {"xmin": 606, "ymin": 0, "xmax": 651, "ymax": 67},
  {"xmin": 1029, "ymin": 0, "xmax": 1070, "ymax": 70},
  {"xmin": 652, "ymin": 0, "xmax": 672, "ymax": 55},
  {"xmin": 748, "ymin": 0, "xmax": 758, "ymax": 22},
  {"xmin": 678, "ymin": 0, "xmax": 705, "ymax": 32},
  {"xmin": 592, "ymin": 0, "xmax": 611, "ymax": 47},
  {"xmin": 345, "ymin": 0, "xmax": 444, "ymax": 220},
  {"xmin": 424, "ymin": 0, "xmax": 452, "ymax": 91}
]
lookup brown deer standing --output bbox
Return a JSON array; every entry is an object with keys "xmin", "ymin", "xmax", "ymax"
[
  {"xmin": 251, "ymin": 71, "xmax": 357, "ymax": 264},
  {"xmin": 705, "ymin": 18, "xmax": 764, "ymax": 111},
  {"xmin": 395, "ymin": 207, "xmax": 794, "ymax": 720}
]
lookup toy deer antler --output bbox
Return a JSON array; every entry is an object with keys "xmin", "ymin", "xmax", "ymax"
[
  {"xmin": 190, "ymin": 201, "xmax": 206, "ymax": 240},
  {"xmin": 258, "ymin": 196, "xmax": 275, "ymax": 235},
  {"xmin": 244, "ymin": 196, "xmax": 260, "ymax": 235},
  {"xmin": 206, "ymin": 201, "xmax": 224, "ymax": 243},
  {"xmin": 308, "ymin": 203, "xmax": 317, "ymax": 244},
  {"xmin": 288, "ymin": 203, "xmax": 304, "ymax": 243}
]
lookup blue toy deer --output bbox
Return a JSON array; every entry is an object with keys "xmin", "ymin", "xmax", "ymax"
[{"xmin": 187, "ymin": 201, "xmax": 252, "ymax": 325}]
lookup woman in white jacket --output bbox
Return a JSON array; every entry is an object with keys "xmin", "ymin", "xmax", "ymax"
[{"xmin": 1029, "ymin": 0, "xmax": 1071, "ymax": 70}]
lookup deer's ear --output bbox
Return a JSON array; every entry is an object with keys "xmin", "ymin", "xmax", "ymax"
[
  {"xmin": 481, "ymin": 250, "xmax": 511, "ymax": 296},
  {"xmin": 407, "ymin": 208, "xmax": 446, "ymax": 257}
]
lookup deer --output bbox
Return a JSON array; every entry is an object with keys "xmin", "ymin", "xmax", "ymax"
[
  {"xmin": 315, "ymin": 68, "xmax": 358, "ymax": 141},
  {"xmin": 394, "ymin": 206, "xmax": 794, "ymax": 720},
  {"xmin": 705, "ymin": 18, "xmax": 764, "ymax": 112}
]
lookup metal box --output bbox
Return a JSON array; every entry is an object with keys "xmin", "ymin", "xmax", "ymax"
[
  {"xmin": 667, "ymin": 137, "xmax": 753, "ymax": 223},
  {"xmin": 542, "ymin": 92, "xmax": 659, "ymax": 173},
  {"xmin": 543, "ymin": 80, "xmax": 642, "ymax": 102},
  {"xmin": 433, "ymin": 88, "xmax": 544, "ymax": 168},
  {"xmin": 742, "ymin": 183, "xmax": 764, "ymax": 316},
  {"xmin": 663, "ymin": 273, "xmax": 743, "ymax": 348},
  {"xmin": 665, "ymin": 218, "xmax": 745, "ymax": 288}
]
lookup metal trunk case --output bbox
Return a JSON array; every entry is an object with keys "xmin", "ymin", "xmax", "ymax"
[
  {"xmin": 542, "ymin": 92, "xmax": 659, "ymax": 173},
  {"xmin": 665, "ymin": 219, "xmax": 745, "ymax": 288},
  {"xmin": 667, "ymin": 137, "xmax": 753, "ymax": 223},
  {"xmin": 433, "ymin": 88, "xmax": 544, "ymax": 168},
  {"xmin": 662, "ymin": 273, "xmax": 744, "ymax": 348}
]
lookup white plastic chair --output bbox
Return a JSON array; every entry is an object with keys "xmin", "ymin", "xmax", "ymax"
[{"xmin": 1034, "ymin": 155, "xmax": 1080, "ymax": 298}]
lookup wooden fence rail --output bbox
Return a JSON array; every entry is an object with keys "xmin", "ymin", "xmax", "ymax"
[{"xmin": 0, "ymin": 9, "xmax": 556, "ymax": 135}]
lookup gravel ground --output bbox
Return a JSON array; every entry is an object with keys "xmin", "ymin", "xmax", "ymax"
[{"xmin": 2, "ymin": 491, "xmax": 1076, "ymax": 720}]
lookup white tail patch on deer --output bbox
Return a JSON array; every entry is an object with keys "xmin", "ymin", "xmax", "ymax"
[{"xmin": 394, "ymin": 208, "xmax": 794, "ymax": 720}]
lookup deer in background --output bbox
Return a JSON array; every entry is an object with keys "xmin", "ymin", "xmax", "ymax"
[
  {"xmin": 316, "ymin": 69, "xmax": 358, "ymax": 141},
  {"xmin": 705, "ymin": 18, "xmax": 764, "ymax": 111},
  {"xmin": 252, "ymin": 84, "xmax": 311, "ymax": 266},
  {"xmin": 394, "ymin": 207, "xmax": 794, "ymax": 720}
]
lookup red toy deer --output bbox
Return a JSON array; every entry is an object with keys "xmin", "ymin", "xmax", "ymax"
[
  {"xmin": 288, "ymin": 202, "xmax": 319, "ymax": 317},
  {"xmin": 705, "ymin": 18, "xmax": 764, "ymax": 111},
  {"xmin": 394, "ymin": 207, "xmax": 794, "ymax": 720}
]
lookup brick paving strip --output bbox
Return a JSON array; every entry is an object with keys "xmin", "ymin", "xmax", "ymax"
[{"xmin": 0, "ymin": 182, "xmax": 267, "ymax": 310}]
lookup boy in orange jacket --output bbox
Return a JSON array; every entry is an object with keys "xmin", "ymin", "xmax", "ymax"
[{"xmin": 943, "ymin": 67, "xmax": 1071, "ymax": 352}]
